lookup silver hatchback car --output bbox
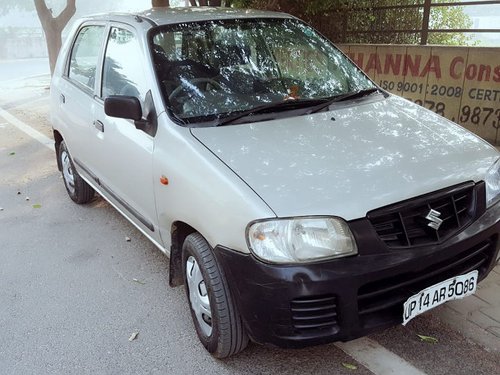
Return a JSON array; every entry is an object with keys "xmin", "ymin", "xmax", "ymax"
[{"xmin": 51, "ymin": 7, "xmax": 500, "ymax": 358}]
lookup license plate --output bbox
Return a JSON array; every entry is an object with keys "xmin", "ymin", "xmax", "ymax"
[{"xmin": 402, "ymin": 270, "xmax": 478, "ymax": 325}]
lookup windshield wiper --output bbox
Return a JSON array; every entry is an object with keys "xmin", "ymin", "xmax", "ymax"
[
  {"xmin": 215, "ymin": 98, "xmax": 329, "ymax": 126},
  {"xmin": 308, "ymin": 87, "xmax": 385, "ymax": 114},
  {"xmin": 213, "ymin": 88, "xmax": 384, "ymax": 126}
]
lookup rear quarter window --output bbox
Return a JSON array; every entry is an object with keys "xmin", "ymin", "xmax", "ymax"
[{"xmin": 68, "ymin": 25, "xmax": 105, "ymax": 90}]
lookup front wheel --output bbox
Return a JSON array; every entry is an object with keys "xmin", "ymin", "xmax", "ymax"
[
  {"xmin": 58, "ymin": 141, "xmax": 95, "ymax": 204},
  {"xmin": 182, "ymin": 232, "xmax": 249, "ymax": 358}
]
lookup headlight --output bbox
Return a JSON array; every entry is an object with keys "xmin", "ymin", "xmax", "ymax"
[
  {"xmin": 486, "ymin": 157, "xmax": 500, "ymax": 207},
  {"xmin": 247, "ymin": 217, "xmax": 358, "ymax": 264}
]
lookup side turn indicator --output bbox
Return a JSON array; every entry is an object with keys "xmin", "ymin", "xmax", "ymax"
[{"xmin": 160, "ymin": 175, "xmax": 169, "ymax": 185}]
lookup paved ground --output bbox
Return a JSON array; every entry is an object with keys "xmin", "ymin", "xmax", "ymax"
[
  {"xmin": 0, "ymin": 73, "xmax": 499, "ymax": 374},
  {"xmin": 0, "ymin": 58, "xmax": 49, "ymax": 83},
  {"xmin": 433, "ymin": 265, "xmax": 500, "ymax": 351}
]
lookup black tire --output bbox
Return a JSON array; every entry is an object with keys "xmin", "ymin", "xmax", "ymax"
[
  {"xmin": 58, "ymin": 141, "xmax": 95, "ymax": 204},
  {"xmin": 182, "ymin": 232, "xmax": 249, "ymax": 358}
]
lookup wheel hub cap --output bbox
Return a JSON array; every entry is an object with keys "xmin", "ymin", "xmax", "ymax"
[
  {"xmin": 186, "ymin": 256, "xmax": 213, "ymax": 336},
  {"xmin": 61, "ymin": 150, "xmax": 75, "ymax": 194}
]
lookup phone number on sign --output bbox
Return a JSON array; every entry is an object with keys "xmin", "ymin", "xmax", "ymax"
[
  {"xmin": 377, "ymin": 80, "xmax": 500, "ymax": 127},
  {"xmin": 406, "ymin": 100, "xmax": 500, "ymax": 128}
]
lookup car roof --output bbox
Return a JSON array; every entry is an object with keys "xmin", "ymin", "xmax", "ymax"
[
  {"xmin": 84, "ymin": 7, "xmax": 294, "ymax": 26},
  {"xmin": 141, "ymin": 7, "xmax": 293, "ymax": 25}
]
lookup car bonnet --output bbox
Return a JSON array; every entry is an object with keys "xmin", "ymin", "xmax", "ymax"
[{"xmin": 190, "ymin": 95, "xmax": 499, "ymax": 220}]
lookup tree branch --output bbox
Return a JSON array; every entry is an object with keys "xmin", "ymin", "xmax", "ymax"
[
  {"xmin": 152, "ymin": 0, "xmax": 170, "ymax": 7},
  {"xmin": 55, "ymin": 0, "xmax": 76, "ymax": 27},
  {"xmin": 33, "ymin": 0, "xmax": 52, "ymax": 26}
]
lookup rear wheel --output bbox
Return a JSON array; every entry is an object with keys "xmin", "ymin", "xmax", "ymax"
[
  {"xmin": 182, "ymin": 232, "xmax": 249, "ymax": 358},
  {"xmin": 59, "ymin": 141, "xmax": 94, "ymax": 204}
]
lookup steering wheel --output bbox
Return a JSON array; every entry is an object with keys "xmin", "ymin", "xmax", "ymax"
[{"xmin": 168, "ymin": 78, "xmax": 223, "ymax": 102}]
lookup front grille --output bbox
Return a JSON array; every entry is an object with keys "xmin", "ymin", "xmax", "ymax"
[
  {"xmin": 368, "ymin": 182, "xmax": 478, "ymax": 248},
  {"xmin": 357, "ymin": 239, "xmax": 495, "ymax": 327},
  {"xmin": 290, "ymin": 294, "xmax": 339, "ymax": 333}
]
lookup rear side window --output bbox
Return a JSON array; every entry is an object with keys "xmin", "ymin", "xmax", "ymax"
[{"xmin": 68, "ymin": 25, "xmax": 105, "ymax": 90}]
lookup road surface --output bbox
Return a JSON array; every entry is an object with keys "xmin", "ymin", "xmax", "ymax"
[
  {"xmin": 0, "ymin": 57, "xmax": 49, "ymax": 82},
  {"xmin": 0, "ymin": 73, "xmax": 498, "ymax": 375}
]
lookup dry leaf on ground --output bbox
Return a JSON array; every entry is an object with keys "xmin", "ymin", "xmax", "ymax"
[
  {"xmin": 129, "ymin": 331, "xmax": 139, "ymax": 342},
  {"xmin": 342, "ymin": 362, "xmax": 358, "ymax": 370},
  {"xmin": 417, "ymin": 334, "xmax": 438, "ymax": 344}
]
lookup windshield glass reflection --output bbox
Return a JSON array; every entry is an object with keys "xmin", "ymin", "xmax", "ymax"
[{"xmin": 151, "ymin": 18, "xmax": 375, "ymax": 125}]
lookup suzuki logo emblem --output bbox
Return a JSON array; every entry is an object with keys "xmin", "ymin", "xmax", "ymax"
[{"xmin": 425, "ymin": 209, "xmax": 443, "ymax": 230}]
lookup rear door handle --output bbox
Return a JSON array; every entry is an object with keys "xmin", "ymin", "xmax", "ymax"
[
  {"xmin": 60, "ymin": 94, "xmax": 65, "ymax": 103},
  {"xmin": 93, "ymin": 120, "xmax": 104, "ymax": 132}
]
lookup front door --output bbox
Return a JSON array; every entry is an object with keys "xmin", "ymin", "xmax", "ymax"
[{"xmin": 89, "ymin": 25, "xmax": 161, "ymax": 244}]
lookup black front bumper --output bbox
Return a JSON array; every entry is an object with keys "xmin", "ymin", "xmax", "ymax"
[{"xmin": 214, "ymin": 203, "xmax": 500, "ymax": 349}]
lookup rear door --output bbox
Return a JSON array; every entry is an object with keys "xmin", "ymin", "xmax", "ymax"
[
  {"xmin": 53, "ymin": 23, "xmax": 106, "ymax": 166},
  {"xmin": 89, "ymin": 24, "xmax": 161, "ymax": 243}
]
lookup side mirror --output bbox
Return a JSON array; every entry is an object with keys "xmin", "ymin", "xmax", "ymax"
[{"xmin": 104, "ymin": 96, "xmax": 142, "ymax": 121}]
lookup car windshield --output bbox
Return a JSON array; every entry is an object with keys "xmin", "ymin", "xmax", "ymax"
[{"xmin": 151, "ymin": 18, "xmax": 376, "ymax": 125}]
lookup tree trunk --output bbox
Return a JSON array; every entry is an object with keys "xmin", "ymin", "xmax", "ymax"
[
  {"xmin": 152, "ymin": 0, "xmax": 170, "ymax": 6},
  {"xmin": 34, "ymin": 0, "xmax": 76, "ymax": 76},
  {"xmin": 188, "ymin": 1, "xmax": 228, "ymax": 8},
  {"xmin": 190, "ymin": 0, "xmax": 208, "ymax": 6}
]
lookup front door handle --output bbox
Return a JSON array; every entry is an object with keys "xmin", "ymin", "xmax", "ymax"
[{"xmin": 93, "ymin": 120, "xmax": 104, "ymax": 132}]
